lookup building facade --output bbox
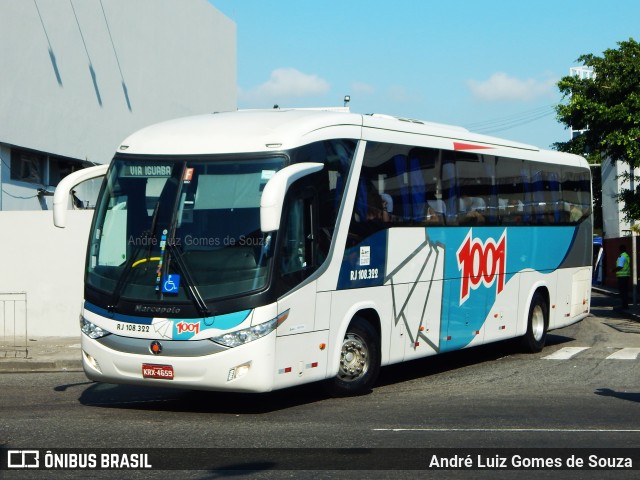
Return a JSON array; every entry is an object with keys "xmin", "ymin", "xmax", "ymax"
[
  {"xmin": 0, "ymin": 0, "xmax": 236, "ymax": 340},
  {"xmin": 601, "ymin": 161, "xmax": 639, "ymax": 239},
  {"xmin": 0, "ymin": 0, "xmax": 236, "ymax": 210}
]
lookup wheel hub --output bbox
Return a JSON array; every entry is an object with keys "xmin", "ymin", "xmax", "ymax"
[
  {"xmin": 338, "ymin": 334, "xmax": 369, "ymax": 382},
  {"xmin": 531, "ymin": 304, "xmax": 545, "ymax": 341}
]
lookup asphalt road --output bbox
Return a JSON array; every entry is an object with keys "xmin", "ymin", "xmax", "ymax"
[{"xmin": 1, "ymin": 292, "xmax": 639, "ymax": 479}]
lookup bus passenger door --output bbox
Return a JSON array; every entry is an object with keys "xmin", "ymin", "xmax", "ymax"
[
  {"xmin": 274, "ymin": 187, "xmax": 329, "ymax": 387},
  {"xmin": 276, "ymin": 187, "xmax": 320, "ymax": 297}
]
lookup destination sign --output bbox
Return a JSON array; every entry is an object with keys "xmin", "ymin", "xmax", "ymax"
[{"xmin": 122, "ymin": 165, "xmax": 172, "ymax": 178}]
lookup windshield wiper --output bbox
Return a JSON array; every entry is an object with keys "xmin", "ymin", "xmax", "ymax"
[
  {"xmin": 165, "ymin": 241, "xmax": 211, "ymax": 317},
  {"xmin": 143, "ymin": 201, "xmax": 161, "ymax": 271},
  {"xmin": 107, "ymin": 233, "xmax": 151, "ymax": 312},
  {"xmin": 108, "ymin": 198, "xmax": 162, "ymax": 311}
]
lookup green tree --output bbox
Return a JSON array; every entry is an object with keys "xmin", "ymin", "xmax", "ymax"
[{"xmin": 555, "ymin": 38, "xmax": 640, "ymax": 221}]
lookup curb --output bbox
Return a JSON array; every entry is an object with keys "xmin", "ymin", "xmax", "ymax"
[
  {"xmin": 592, "ymin": 285, "xmax": 640, "ymax": 323},
  {"xmin": 591, "ymin": 286, "xmax": 612, "ymax": 296},
  {"xmin": 0, "ymin": 339, "xmax": 83, "ymax": 373},
  {"xmin": 0, "ymin": 360, "xmax": 83, "ymax": 373}
]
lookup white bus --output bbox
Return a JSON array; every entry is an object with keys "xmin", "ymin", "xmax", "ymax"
[{"xmin": 54, "ymin": 109, "xmax": 592, "ymax": 395}]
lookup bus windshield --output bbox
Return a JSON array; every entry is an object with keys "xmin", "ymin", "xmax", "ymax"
[{"xmin": 86, "ymin": 155, "xmax": 285, "ymax": 307}]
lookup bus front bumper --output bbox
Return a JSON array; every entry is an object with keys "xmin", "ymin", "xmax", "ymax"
[{"xmin": 80, "ymin": 332, "xmax": 276, "ymax": 393}]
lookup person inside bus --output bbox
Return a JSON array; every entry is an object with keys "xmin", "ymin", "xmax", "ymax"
[
  {"xmin": 570, "ymin": 203, "xmax": 584, "ymax": 223},
  {"xmin": 425, "ymin": 191, "xmax": 445, "ymax": 225},
  {"xmin": 379, "ymin": 193, "xmax": 393, "ymax": 223},
  {"xmin": 365, "ymin": 184, "xmax": 390, "ymax": 223},
  {"xmin": 502, "ymin": 198, "xmax": 524, "ymax": 225},
  {"xmin": 458, "ymin": 194, "xmax": 485, "ymax": 225},
  {"xmin": 348, "ymin": 180, "xmax": 390, "ymax": 245}
]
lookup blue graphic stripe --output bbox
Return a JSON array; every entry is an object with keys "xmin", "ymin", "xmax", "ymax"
[
  {"xmin": 173, "ymin": 310, "xmax": 252, "ymax": 340},
  {"xmin": 84, "ymin": 301, "xmax": 252, "ymax": 332},
  {"xmin": 427, "ymin": 225, "xmax": 579, "ymax": 351},
  {"xmin": 337, "ymin": 225, "xmax": 584, "ymax": 352},
  {"xmin": 199, "ymin": 310, "xmax": 252, "ymax": 329},
  {"xmin": 84, "ymin": 302, "xmax": 153, "ymax": 325}
]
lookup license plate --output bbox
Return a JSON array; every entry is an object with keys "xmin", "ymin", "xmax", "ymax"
[{"xmin": 142, "ymin": 364, "xmax": 174, "ymax": 380}]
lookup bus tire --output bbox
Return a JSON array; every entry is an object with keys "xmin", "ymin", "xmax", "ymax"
[
  {"xmin": 521, "ymin": 292, "xmax": 548, "ymax": 353},
  {"xmin": 326, "ymin": 316, "xmax": 380, "ymax": 396}
]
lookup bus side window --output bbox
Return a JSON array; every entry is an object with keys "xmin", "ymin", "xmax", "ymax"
[
  {"xmin": 455, "ymin": 152, "xmax": 495, "ymax": 226},
  {"xmin": 291, "ymin": 138, "xmax": 356, "ymax": 256},
  {"xmin": 562, "ymin": 167, "xmax": 590, "ymax": 224},
  {"xmin": 531, "ymin": 168, "xmax": 562, "ymax": 225},
  {"xmin": 496, "ymin": 158, "xmax": 528, "ymax": 226}
]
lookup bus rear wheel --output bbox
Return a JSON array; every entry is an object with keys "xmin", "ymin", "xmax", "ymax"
[
  {"xmin": 327, "ymin": 316, "xmax": 380, "ymax": 396},
  {"xmin": 521, "ymin": 292, "xmax": 548, "ymax": 353}
]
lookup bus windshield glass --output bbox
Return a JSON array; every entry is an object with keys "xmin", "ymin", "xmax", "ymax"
[{"xmin": 86, "ymin": 155, "xmax": 285, "ymax": 305}]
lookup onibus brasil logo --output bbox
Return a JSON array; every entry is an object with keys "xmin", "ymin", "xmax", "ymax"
[{"xmin": 456, "ymin": 229, "xmax": 507, "ymax": 305}]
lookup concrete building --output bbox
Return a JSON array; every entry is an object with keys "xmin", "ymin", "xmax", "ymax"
[
  {"xmin": 601, "ymin": 161, "xmax": 639, "ymax": 239},
  {"xmin": 1, "ymin": 0, "xmax": 235, "ymax": 210},
  {"xmin": 0, "ymin": 0, "xmax": 236, "ymax": 345}
]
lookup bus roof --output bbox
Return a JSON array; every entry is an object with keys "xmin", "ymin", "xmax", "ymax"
[
  {"xmin": 116, "ymin": 109, "xmax": 586, "ymax": 168},
  {"xmin": 118, "ymin": 109, "xmax": 362, "ymax": 155}
]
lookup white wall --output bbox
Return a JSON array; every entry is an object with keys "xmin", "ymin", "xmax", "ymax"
[{"xmin": 0, "ymin": 211, "xmax": 93, "ymax": 337}]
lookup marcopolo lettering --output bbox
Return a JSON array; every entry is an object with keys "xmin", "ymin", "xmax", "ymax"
[{"xmin": 134, "ymin": 305, "xmax": 181, "ymax": 315}]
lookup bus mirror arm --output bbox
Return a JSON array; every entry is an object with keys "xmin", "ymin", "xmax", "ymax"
[
  {"xmin": 260, "ymin": 162, "xmax": 324, "ymax": 232},
  {"xmin": 53, "ymin": 164, "xmax": 109, "ymax": 228}
]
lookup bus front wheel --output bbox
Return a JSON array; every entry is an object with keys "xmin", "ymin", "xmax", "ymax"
[
  {"xmin": 521, "ymin": 292, "xmax": 548, "ymax": 353},
  {"xmin": 327, "ymin": 316, "xmax": 380, "ymax": 396}
]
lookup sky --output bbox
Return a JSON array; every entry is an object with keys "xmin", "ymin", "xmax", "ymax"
[{"xmin": 208, "ymin": 0, "xmax": 640, "ymax": 149}]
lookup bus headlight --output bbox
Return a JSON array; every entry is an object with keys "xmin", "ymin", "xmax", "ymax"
[
  {"xmin": 211, "ymin": 317, "xmax": 278, "ymax": 348},
  {"xmin": 80, "ymin": 317, "xmax": 111, "ymax": 339}
]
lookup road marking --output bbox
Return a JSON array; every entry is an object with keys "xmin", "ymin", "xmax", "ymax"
[
  {"xmin": 542, "ymin": 346, "xmax": 590, "ymax": 360},
  {"xmin": 606, "ymin": 348, "xmax": 640, "ymax": 360},
  {"xmin": 375, "ymin": 428, "xmax": 640, "ymax": 434}
]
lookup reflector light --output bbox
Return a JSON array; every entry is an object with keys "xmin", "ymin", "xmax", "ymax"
[
  {"xmin": 227, "ymin": 361, "xmax": 251, "ymax": 382},
  {"xmin": 277, "ymin": 310, "xmax": 290, "ymax": 325},
  {"xmin": 83, "ymin": 351, "xmax": 101, "ymax": 373}
]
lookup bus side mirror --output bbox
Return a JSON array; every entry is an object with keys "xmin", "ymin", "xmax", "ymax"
[
  {"xmin": 260, "ymin": 162, "xmax": 323, "ymax": 232},
  {"xmin": 53, "ymin": 164, "xmax": 109, "ymax": 228}
]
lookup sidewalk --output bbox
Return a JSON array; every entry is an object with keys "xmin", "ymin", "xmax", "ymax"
[
  {"xmin": 0, "ymin": 336, "xmax": 82, "ymax": 373},
  {"xmin": 1, "ymin": 286, "xmax": 639, "ymax": 374},
  {"xmin": 591, "ymin": 284, "xmax": 640, "ymax": 321}
]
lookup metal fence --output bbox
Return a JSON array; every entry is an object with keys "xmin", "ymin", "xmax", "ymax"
[{"xmin": 0, "ymin": 292, "xmax": 28, "ymax": 358}]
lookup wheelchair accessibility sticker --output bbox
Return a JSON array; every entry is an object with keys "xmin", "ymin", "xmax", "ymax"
[{"xmin": 162, "ymin": 274, "xmax": 180, "ymax": 294}]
